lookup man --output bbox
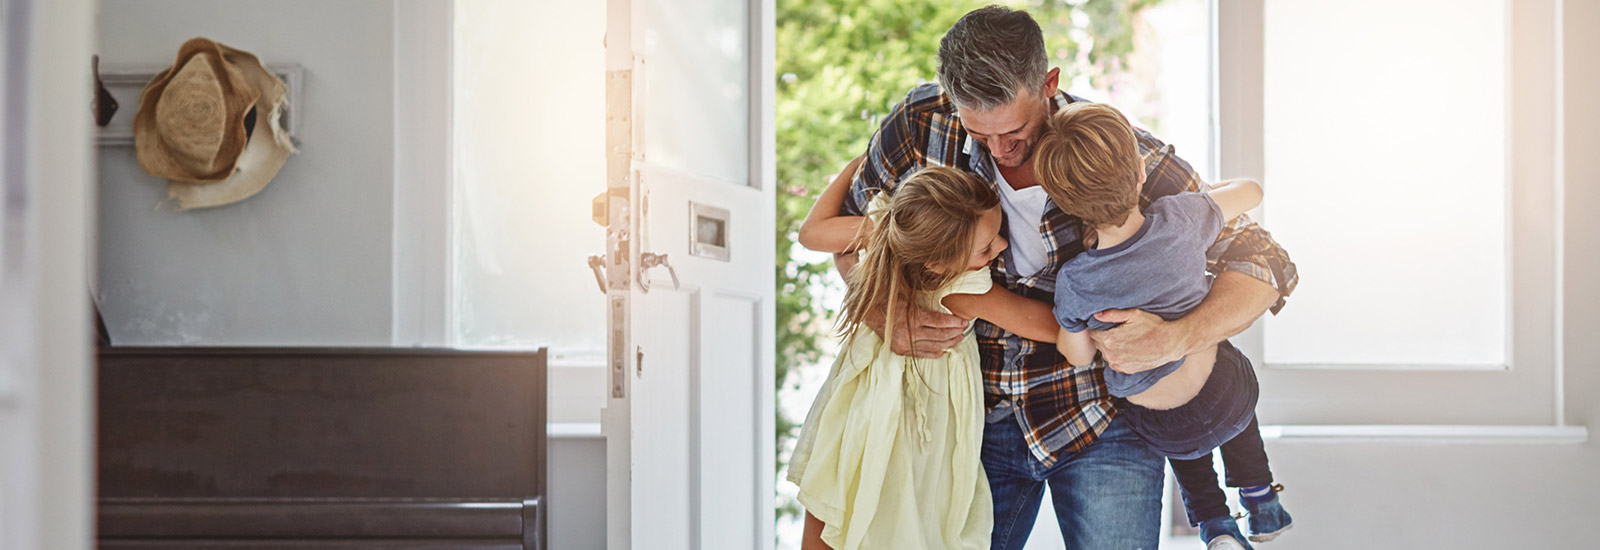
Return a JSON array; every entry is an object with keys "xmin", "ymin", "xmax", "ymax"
[{"xmin": 824, "ymin": 6, "xmax": 1297, "ymax": 549}]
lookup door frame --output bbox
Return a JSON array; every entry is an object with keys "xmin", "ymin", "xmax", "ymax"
[
  {"xmin": 753, "ymin": 0, "xmax": 778, "ymax": 547},
  {"xmin": 0, "ymin": 0, "xmax": 95, "ymax": 549}
]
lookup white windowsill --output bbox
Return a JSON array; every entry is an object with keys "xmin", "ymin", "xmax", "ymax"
[
  {"xmin": 1263, "ymin": 363, "xmax": 1510, "ymax": 372},
  {"xmin": 549, "ymin": 422, "xmax": 604, "ymax": 440},
  {"xmin": 1261, "ymin": 425, "xmax": 1588, "ymax": 445}
]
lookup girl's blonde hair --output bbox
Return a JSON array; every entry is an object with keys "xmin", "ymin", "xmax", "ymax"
[
  {"xmin": 1032, "ymin": 102, "xmax": 1143, "ymax": 246},
  {"xmin": 837, "ymin": 166, "xmax": 999, "ymax": 347}
]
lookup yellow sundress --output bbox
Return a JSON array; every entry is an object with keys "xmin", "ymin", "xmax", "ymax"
[{"xmin": 787, "ymin": 265, "xmax": 994, "ymax": 550}]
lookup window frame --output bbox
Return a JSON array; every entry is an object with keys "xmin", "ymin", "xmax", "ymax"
[{"xmin": 1216, "ymin": 0, "xmax": 1575, "ymax": 431}]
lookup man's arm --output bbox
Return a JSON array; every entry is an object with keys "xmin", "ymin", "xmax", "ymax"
[
  {"xmin": 1091, "ymin": 272, "xmax": 1278, "ymax": 372},
  {"xmin": 1088, "ymin": 127, "xmax": 1297, "ymax": 372}
]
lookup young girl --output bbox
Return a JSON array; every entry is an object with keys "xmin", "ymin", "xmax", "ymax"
[
  {"xmin": 788, "ymin": 163, "xmax": 1060, "ymax": 550},
  {"xmin": 1035, "ymin": 102, "xmax": 1292, "ymax": 549}
]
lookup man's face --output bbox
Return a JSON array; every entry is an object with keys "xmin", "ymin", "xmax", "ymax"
[
  {"xmin": 959, "ymin": 92, "xmax": 1050, "ymax": 168},
  {"xmin": 956, "ymin": 68, "xmax": 1061, "ymax": 168}
]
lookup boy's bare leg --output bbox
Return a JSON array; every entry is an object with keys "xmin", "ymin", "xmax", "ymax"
[{"xmin": 801, "ymin": 511, "xmax": 834, "ymax": 550}]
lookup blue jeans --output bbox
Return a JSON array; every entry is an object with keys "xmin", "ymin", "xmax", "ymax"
[{"xmin": 983, "ymin": 412, "xmax": 1166, "ymax": 550}]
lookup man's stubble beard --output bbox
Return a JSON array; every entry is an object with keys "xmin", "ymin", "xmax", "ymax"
[
  {"xmin": 994, "ymin": 141, "xmax": 1037, "ymax": 168},
  {"xmin": 995, "ymin": 108, "xmax": 1050, "ymax": 168}
]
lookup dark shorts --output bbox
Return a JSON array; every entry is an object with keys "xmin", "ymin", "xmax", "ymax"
[{"xmin": 1116, "ymin": 339, "xmax": 1259, "ymax": 460}]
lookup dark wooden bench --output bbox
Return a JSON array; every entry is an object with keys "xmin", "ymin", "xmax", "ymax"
[{"xmin": 97, "ymin": 347, "xmax": 548, "ymax": 550}]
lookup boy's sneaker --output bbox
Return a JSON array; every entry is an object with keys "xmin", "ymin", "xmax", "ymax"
[
  {"xmin": 1241, "ymin": 484, "xmax": 1294, "ymax": 542},
  {"xmin": 1198, "ymin": 516, "xmax": 1255, "ymax": 550},
  {"xmin": 1206, "ymin": 535, "xmax": 1249, "ymax": 550}
]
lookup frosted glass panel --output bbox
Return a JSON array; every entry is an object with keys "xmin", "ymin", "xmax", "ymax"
[
  {"xmin": 453, "ymin": 1, "xmax": 606, "ymax": 356},
  {"xmin": 1261, "ymin": 0, "xmax": 1506, "ymax": 366},
  {"xmin": 641, "ymin": 0, "xmax": 749, "ymax": 185}
]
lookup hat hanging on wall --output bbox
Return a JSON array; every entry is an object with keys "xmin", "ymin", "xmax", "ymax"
[{"xmin": 133, "ymin": 37, "xmax": 295, "ymax": 210}]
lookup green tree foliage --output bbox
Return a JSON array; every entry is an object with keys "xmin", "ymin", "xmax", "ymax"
[{"xmin": 775, "ymin": 0, "xmax": 1173, "ymax": 524}]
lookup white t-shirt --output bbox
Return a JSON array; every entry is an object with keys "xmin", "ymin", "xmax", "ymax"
[{"xmin": 992, "ymin": 166, "xmax": 1051, "ymax": 277}]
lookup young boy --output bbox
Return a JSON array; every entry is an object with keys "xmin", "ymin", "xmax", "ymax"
[{"xmin": 1033, "ymin": 102, "xmax": 1293, "ymax": 550}]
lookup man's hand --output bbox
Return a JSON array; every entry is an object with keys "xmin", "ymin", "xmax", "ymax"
[
  {"xmin": 837, "ymin": 251, "xmax": 967, "ymax": 358},
  {"xmin": 1087, "ymin": 309, "xmax": 1196, "ymax": 374},
  {"xmin": 869, "ymin": 302, "xmax": 968, "ymax": 359},
  {"xmin": 1090, "ymin": 272, "xmax": 1281, "ymax": 373}
]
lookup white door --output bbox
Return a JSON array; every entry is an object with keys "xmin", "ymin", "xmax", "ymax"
[
  {"xmin": 600, "ymin": 0, "xmax": 776, "ymax": 549},
  {"xmin": 0, "ymin": 0, "xmax": 94, "ymax": 549}
]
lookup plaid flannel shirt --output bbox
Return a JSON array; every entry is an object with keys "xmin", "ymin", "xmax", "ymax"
[{"xmin": 841, "ymin": 83, "xmax": 1298, "ymax": 467}]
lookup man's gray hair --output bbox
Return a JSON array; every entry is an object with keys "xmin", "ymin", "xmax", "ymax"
[{"xmin": 936, "ymin": 5, "xmax": 1049, "ymax": 111}]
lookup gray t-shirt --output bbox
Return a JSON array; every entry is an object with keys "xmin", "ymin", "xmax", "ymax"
[{"xmin": 1053, "ymin": 192, "xmax": 1224, "ymax": 397}]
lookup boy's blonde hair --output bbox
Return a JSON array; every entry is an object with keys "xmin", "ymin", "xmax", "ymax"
[{"xmin": 1032, "ymin": 102, "xmax": 1143, "ymax": 244}]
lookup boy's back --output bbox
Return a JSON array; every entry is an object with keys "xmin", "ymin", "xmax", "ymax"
[{"xmin": 1052, "ymin": 191, "xmax": 1224, "ymax": 396}]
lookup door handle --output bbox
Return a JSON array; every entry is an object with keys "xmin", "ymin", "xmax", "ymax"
[
  {"xmin": 637, "ymin": 252, "xmax": 680, "ymax": 293},
  {"xmin": 586, "ymin": 254, "xmax": 608, "ymax": 293}
]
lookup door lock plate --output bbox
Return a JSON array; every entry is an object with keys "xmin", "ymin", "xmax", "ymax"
[{"xmin": 610, "ymin": 295, "xmax": 626, "ymax": 398}]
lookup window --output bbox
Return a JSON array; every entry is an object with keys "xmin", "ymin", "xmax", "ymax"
[
  {"xmin": 1223, "ymin": 0, "xmax": 1566, "ymax": 427},
  {"xmin": 450, "ymin": 0, "xmax": 608, "ymax": 360},
  {"xmin": 639, "ymin": 0, "xmax": 752, "ymax": 185},
  {"xmin": 1261, "ymin": 0, "xmax": 1507, "ymax": 368}
]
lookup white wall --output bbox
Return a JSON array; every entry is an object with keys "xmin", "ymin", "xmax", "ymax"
[
  {"xmin": 550, "ymin": 436, "xmax": 608, "ymax": 550},
  {"xmin": 92, "ymin": 0, "xmax": 613, "ymax": 352},
  {"xmin": 91, "ymin": 2, "xmax": 608, "ymax": 546},
  {"xmin": 94, "ymin": 0, "xmax": 396, "ymax": 346}
]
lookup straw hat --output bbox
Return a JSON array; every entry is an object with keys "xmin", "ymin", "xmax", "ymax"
[{"xmin": 133, "ymin": 37, "xmax": 295, "ymax": 209}]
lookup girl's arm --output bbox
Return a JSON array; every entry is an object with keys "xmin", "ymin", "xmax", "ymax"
[
  {"xmin": 798, "ymin": 155, "xmax": 873, "ymax": 253},
  {"xmin": 941, "ymin": 285, "xmax": 1059, "ymax": 343},
  {"xmin": 1207, "ymin": 178, "xmax": 1263, "ymax": 222},
  {"xmin": 1057, "ymin": 328, "xmax": 1096, "ymax": 367}
]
